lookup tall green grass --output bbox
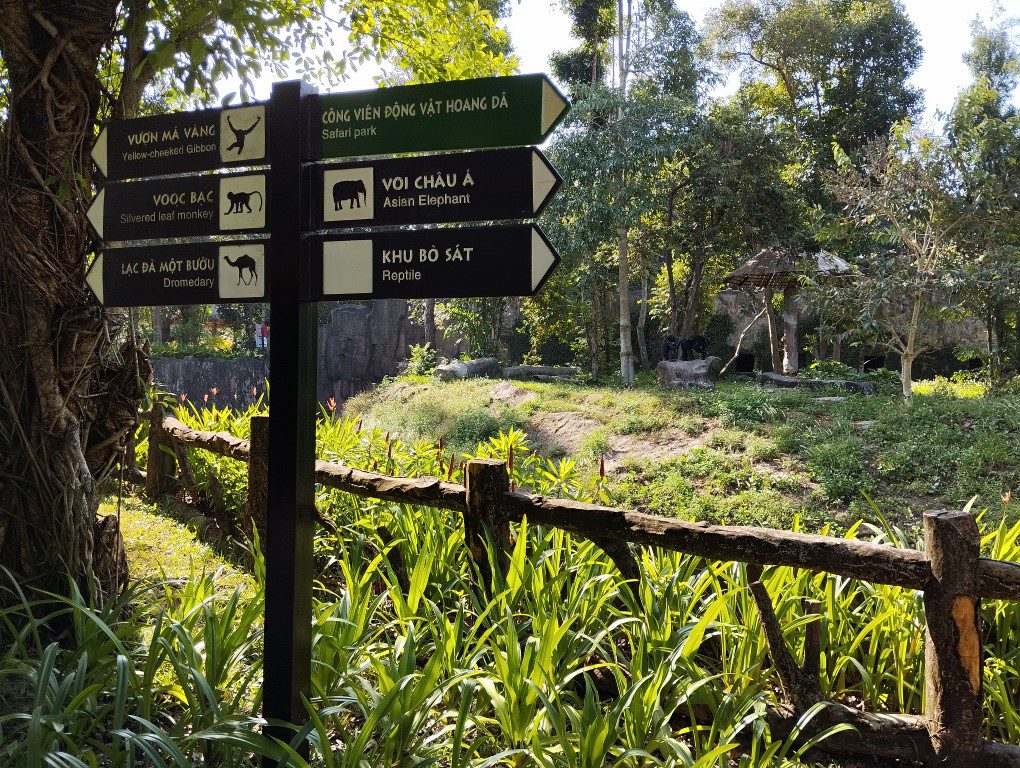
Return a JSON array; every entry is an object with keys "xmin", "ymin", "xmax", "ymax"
[{"xmin": 3, "ymin": 401, "xmax": 1018, "ymax": 766}]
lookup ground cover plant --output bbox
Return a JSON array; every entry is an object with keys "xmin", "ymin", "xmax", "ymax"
[
  {"xmin": 6, "ymin": 397, "xmax": 1020, "ymax": 766},
  {"xmin": 346, "ymin": 374, "xmax": 1020, "ymax": 530}
]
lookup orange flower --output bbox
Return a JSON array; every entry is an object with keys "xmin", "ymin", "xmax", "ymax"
[
  {"xmin": 599, "ymin": 455, "xmax": 605, "ymax": 479},
  {"xmin": 210, "ymin": 387, "xmax": 218, "ymax": 396},
  {"xmin": 327, "ymin": 396, "xmax": 336, "ymax": 413},
  {"xmin": 204, "ymin": 394, "xmax": 209, "ymax": 404},
  {"xmin": 1004, "ymin": 491, "xmax": 1012, "ymax": 507},
  {"xmin": 180, "ymin": 393, "xmax": 187, "ymax": 403}
]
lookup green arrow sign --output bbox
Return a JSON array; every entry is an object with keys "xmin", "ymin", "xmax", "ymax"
[{"xmin": 313, "ymin": 74, "xmax": 569, "ymax": 160}]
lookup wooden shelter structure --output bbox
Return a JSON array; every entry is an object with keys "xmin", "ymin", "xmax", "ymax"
[{"xmin": 724, "ymin": 249, "xmax": 850, "ymax": 375}]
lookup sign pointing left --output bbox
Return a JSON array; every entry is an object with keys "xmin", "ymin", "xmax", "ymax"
[
  {"xmin": 85, "ymin": 241, "xmax": 269, "ymax": 307},
  {"xmin": 87, "ymin": 172, "xmax": 269, "ymax": 242},
  {"xmin": 92, "ymin": 103, "xmax": 268, "ymax": 181}
]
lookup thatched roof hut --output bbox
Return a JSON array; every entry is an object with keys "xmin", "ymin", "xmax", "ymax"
[
  {"xmin": 723, "ymin": 249, "xmax": 851, "ymax": 375},
  {"xmin": 724, "ymin": 248, "xmax": 850, "ymax": 288}
]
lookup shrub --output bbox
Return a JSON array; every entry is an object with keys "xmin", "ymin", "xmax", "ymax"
[
  {"xmin": 406, "ymin": 343, "xmax": 439, "ymax": 376},
  {"xmin": 448, "ymin": 410, "xmax": 502, "ymax": 447}
]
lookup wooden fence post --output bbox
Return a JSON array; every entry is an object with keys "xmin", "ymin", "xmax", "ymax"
[
  {"xmin": 247, "ymin": 415, "xmax": 269, "ymax": 553},
  {"xmin": 464, "ymin": 459, "xmax": 511, "ymax": 588},
  {"xmin": 923, "ymin": 509, "xmax": 983, "ymax": 766},
  {"xmin": 144, "ymin": 400, "xmax": 176, "ymax": 499}
]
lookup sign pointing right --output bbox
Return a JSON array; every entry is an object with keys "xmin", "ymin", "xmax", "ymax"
[
  {"xmin": 313, "ymin": 147, "xmax": 562, "ymax": 228},
  {"xmin": 313, "ymin": 74, "xmax": 569, "ymax": 159},
  {"xmin": 310, "ymin": 224, "xmax": 559, "ymax": 300}
]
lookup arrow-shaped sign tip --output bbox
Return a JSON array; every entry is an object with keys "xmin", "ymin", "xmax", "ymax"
[
  {"xmin": 86, "ymin": 188, "xmax": 104, "ymax": 240},
  {"xmin": 85, "ymin": 253, "xmax": 104, "ymax": 305},
  {"xmin": 531, "ymin": 150, "xmax": 561, "ymax": 213},
  {"xmin": 541, "ymin": 79, "xmax": 569, "ymax": 136},
  {"xmin": 91, "ymin": 127, "xmax": 108, "ymax": 177},
  {"xmin": 531, "ymin": 228, "xmax": 558, "ymax": 291}
]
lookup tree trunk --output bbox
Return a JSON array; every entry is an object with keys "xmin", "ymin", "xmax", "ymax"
[
  {"xmin": 833, "ymin": 324, "xmax": 842, "ymax": 362},
  {"xmin": 900, "ymin": 293, "xmax": 923, "ymax": 406},
  {"xmin": 152, "ymin": 306, "xmax": 171, "ymax": 344},
  {"xmin": 763, "ymin": 290, "xmax": 784, "ymax": 374},
  {"xmin": 617, "ymin": 226, "xmax": 635, "ymax": 386},
  {"xmin": 680, "ymin": 254, "xmax": 705, "ymax": 338},
  {"xmin": 782, "ymin": 281, "xmax": 799, "ymax": 376},
  {"xmin": 587, "ymin": 293, "xmax": 601, "ymax": 378},
  {"xmin": 636, "ymin": 270, "xmax": 650, "ymax": 370},
  {"xmin": 0, "ymin": 2, "xmax": 141, "ymax": 604},
  {"xmin": 664, "ymin": 247, "xmax": 679, "ymax": 337}
]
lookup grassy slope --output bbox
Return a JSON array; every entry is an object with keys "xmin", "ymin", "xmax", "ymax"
[{"xmin": 346, "ymin": 373, "xmax": 1020, "ymax": 531}]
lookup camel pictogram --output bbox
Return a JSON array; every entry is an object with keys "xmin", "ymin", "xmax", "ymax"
[{"xmin": 224, "ymin": 253, "xmax": 258, "ymax": 286}]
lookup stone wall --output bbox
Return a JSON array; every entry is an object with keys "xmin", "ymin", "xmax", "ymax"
[
  {"xmin": 317, "ymin": 300, "xmax": 408, "ymax": 404},
  {"xmin": 151, "ymin": 355, "xmax": 269, "ymax": 408},
  {"xmin": 152, "ymin": 299, "xmax": 411, "ymax": 407}
]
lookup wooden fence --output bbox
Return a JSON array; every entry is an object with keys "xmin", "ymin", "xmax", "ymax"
[{"xmin": 139, "ymin": 403, "xmax": 1020, "ymax": 767}]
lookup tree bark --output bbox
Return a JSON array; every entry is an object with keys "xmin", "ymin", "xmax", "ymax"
[
  {"xmin": 762, "ymin": 290, "xmax": 784, "ymax": 374},
  {"xmin": 0, "ymin": 2, "xmax": 143, "ymax": 603},
  {"xmin": 900, "ymin": 292, "xmax": 923, "ymax": 405},
  {"xmin": 680, "ymin": 251, "xmax": 706, "ymax": 338},
  {"xmin": 923, "ymin": 510, "xmax": 983, "ymax": 766},
  {"xmin": 636, "ymin": 269, "xmax": 650, "ymax": 370},
  {"xmin": 782, "ymin": 281, "xmax": 799, "ymax": 376},
  {"xmin": 617, "ymin": 227, "xmax": 635, "ymax": 386}
]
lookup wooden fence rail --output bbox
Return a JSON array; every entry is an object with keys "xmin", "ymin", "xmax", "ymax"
[{"xmin": 139, "ymin": 408, "xmax": 1020, "ymax": 767}]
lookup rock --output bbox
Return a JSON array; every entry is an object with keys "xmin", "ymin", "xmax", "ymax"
[
  {"xmin": 814, "ymin": 396, "xmax": 847, "ymax": 403},
  {"xmin": 502, "ymin": 365, "xmax": 579, "ymax": 381},
  {"xmin": 757, "ymin": 372, "xmax": 877, "ymax": 395},
  {"xmin": 433, "ymin": 357, "xmax": 501, "ymax": 381},
  {"xmin": 854, "ymin": 420, "xmax": 878, "ymax": 430},
  {"xmin": 658, "ymin": 356, "xmax": 725, "ymax": 390}
]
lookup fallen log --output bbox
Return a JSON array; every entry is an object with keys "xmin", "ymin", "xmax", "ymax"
[
  {"xmin": 757, "ymin": 371, "xmax": 876, "ymax": 395},
  {"xmin": 502, "ymin": 365, "xmax": 579, "ymax": 380}
]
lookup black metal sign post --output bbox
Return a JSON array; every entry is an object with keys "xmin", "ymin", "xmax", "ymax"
[
  {"xmin": 263, "ymin": 79, "xmax": 318, "ymax": 752},
  {"xmin": 85, "ymin": 74, "xmax": 566, "ymax": 762}
]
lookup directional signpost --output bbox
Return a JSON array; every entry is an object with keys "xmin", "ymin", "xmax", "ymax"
[
  {"xmin": 310, "ymin": 225, "xmax": 558, "ymax": 300},
  {"xmin": 86, "ymin": 242, "xmax": 268, "ymax": 307},
  {"xmin": 92, "ymin": 103, "xmax": 267, "ymax": 181},
  {"xmin": 85, "ymin": 74, "xmax": 568, "ymax": 763},
  {"xmin": 311, "ymin": 147, "xmax": 561, "ymax": 228},
  {"xmin": 313, "ymin": 73, "xmax": 569, "ymax": 158},
  {"xmin": 87, "ymin": 172, "xmax": 268, "ymax": 242}
]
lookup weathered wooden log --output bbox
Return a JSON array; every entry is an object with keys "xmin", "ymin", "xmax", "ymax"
[
  {"xmin": 592, "ymin": 536, "xmax": 641, "ymax": 583},
  {"xmin": 147, "ymin": 422, "xmax": 1020, "ymax": 601},
  {"xmin": 464, "ymin": 460, "xmax": 512, "ymax": 587},
  {"xmin": 246, "ymin": 415, "xmax": 269, "ymax": 550},
  {"xmin": 502, "ymin": 365, "xmax": 579, "ymax": 380},
  {"xmin": 144, "ymin": 402, "xmax": 176, "ymax": 499},
  {"xmin": 503, "ymin": 492, "xmax": 932, "ymax": 589},
  {"xmin": 923, "ymin": 510, "xmax": 983, "ymax": 766},
  {"xmin": 174, "ymin": 443, "xmax": 199, "ymax": 500},
  {"xmin": 314, "ymin": 461, "xmax": 467, "ymax": 512},
  {"xmin": 978, "ymin": 557, "xmax": 1020, "ymax": 601},
  {"xmin": 163, "ymin": 416, "xmax": 251, "ymax": 461},
  {"xmin": 757, "ymin": 371, "xmax": 877, "ymax": 395}
]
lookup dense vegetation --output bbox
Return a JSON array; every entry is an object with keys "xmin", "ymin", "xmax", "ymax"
[
  {"xmin": 3, "ymin": 395, "xmax": 1020, "ymax": 766},
  {"xmin": 347, "ymin": 374, "xmax": 1020, "ymax": 530}
]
